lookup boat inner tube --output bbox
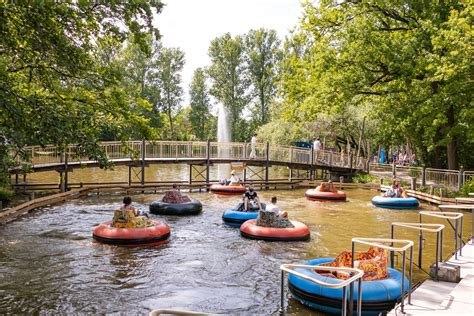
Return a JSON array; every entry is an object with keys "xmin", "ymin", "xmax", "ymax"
[
  {"xmin": 305, "ymin": 188, "xmax": 346, "ymax": 202},
  {"xmin": 149, "ymin": 199, "xmax": 202, "ymax": 215},
  {"xmin": 93, "ymin": 220, "xmax": 170, "ymax": 246},
  {"xmin": 222, "ymin": 202, "xmax": 266, "ymax": 227},
  {"xmin": 240, "ymin": 219, "xmax": 310, "ymax": 241},
  {"xmin": 210, "ymin": 184, "xmax": 247, "ymax": 195},
  {"xmin": 288, "ymin": 257, "xmax": 409, "ymax": 315},
  {"xmin": 371, "ymin": 196, "xmax": 419, "ymax": 210}
]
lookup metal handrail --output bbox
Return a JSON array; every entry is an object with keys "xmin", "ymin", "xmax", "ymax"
[
  {"xmin": 280, "ymin": 264, "xmax": 364, "ymax": 316},
  {"xmin": 351, "ymin": 238, "xmax": 413, "ymax": 314},
  {"xmin": 391, "ymin": 222, "xmax": 445, "ymax": 280},
  {"xmin": 420, "ymin": 210, "xmax": 464, "ymax": 259}
]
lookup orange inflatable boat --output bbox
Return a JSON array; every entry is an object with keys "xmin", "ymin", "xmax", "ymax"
[
  {"xmin": 240, "ymin": 219, "xmax": 310, "ymax": 241},
  {"xmin": 305, "ymin": 183, "xmax": 346, "ymax": 202},
  {"xmin": 210, "ymin": 184, "xmax": 247, "ymax": 195},
  {"xmin": 93, "ymin": 220, "xmax": 170, "ymax": 246}
]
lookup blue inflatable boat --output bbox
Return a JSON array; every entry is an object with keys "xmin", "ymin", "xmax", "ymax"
[
  {"xmin": 288, "ymin": 258, "xmax": 409, "ymax": 315},
  {"xmin": 222, "ymin": 202, "xmax": 265, "ymax": 227},
  {"xmin": 371, "ymin": 196, "xmax": 419, "ymax": 210}
]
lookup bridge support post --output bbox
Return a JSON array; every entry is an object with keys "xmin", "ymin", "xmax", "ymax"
[
  {"xmin": 141, "ymin": 140, "xmax": 145, "ymax": 186},
  {"xmin": 189, "ymin": 164, "xmax": 192, "ymax": 192},
  {"xmin": 206, "ymin": 140, "xmax": 210, "ymax": 190},
  {"xmin": 421, "ymin": 165, "xmax": 426, "ymax": 188},
  {"xmin": 310, "ymin": 146, "xmax": 314, "ymax": 180},
  {"xmin": 128, "ymin": 165, "xmax": 132, "ymax": 186},
  {"xmin": 265, "ymin": 142, "xmax": 269, "ymax": 189}
]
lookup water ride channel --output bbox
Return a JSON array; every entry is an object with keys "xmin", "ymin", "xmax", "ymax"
[{"xmin": 0, "ymin": 173, "xmax": 471, "ymax": 314}]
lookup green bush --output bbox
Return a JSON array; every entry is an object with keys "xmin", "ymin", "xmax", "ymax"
[
  {"xmin": 353, "ymin": 173, "xmax": 379, "ymax": 184},
  {"xmin": 0, "ymin": 187, "xmax": 13, "ymax": 202},
  {"xmin": 461, "ymin": 180, "xmax": 474, "ymax": 197}
]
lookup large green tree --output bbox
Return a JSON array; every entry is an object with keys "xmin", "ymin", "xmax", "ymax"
[
  {"xmin": 279, "ymin": 0, "xmax": 473, "ymax": 169},
  {"xmin": 244, "ymin": 28, "xmax": 282, "ymax": 125},
  {"xmin": 189, "ymin": 68, "xmax": 214, "ymax": 140},
  {"xmin": 0, "ymin": 1, "xmax": 163, "ymax": 183},
  {"xmin": 207, "ymin": 33, "xmax": 249, "ymax": 141},
  {"xmin": 148, "ymin": 47, "xmax": 185, "ymax": 139}
]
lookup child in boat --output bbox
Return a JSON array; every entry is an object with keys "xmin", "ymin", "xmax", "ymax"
[
  {"xmin": 112, "ymin": 196, "xmax": 152, "ymax": 228},
  {"xmin": 243, "ymin": 184, "xmax": 262, "ymax": 211}
]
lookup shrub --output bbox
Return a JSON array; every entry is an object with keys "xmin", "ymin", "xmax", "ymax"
[
  {"xmin": 353, "ymin": 173, "xmax": 379, "ymax": 184},
  {"xmin": 461, "ymin": 180, "xmax": 474, "ymax": 197},
  {"xmin": 0, "ymin": 187, "xmax": 13, "ymax": 202}
]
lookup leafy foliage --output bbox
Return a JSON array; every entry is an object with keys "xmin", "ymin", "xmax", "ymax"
[
  {"xmin": 0, "ymin": 1, "xmax": 163, "ymax": 181},
  {"xmin": 189, "ymin": 68, "xmax": 215, "ymax": 140},
  {"xmin": 276, "ymin": 0, "xmax": 473, "ymax": 169}
]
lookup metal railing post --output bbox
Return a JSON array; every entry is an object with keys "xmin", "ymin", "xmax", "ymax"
[
  {"xmin": 460, "ymin": 216, "xmax": 463, "ymax": 256},
  {"xmin": 455, "ymin": 219, "xmax": 458, "ymax": 260},
  {"xmin": 440, "ymin": 229, "xmax": 443, "ymax": 263},
  {"xmin": 435, "ymin": 231, "xmax": 439, "ymax": 280},
  {"xmin": 279, "ymin": 269, "xmax": 285, "ymax": 314},
  {"xmin": 349, "ymin": 241, "xmax": 355, "ymax": 316},
  {"xmin": 419, "ymin": 213, "xmax": 423, "ymax": 268},
  {"xmin": 390, "ymin": 225, "xmax": 395, "ymax": 268},
  {"xmin": 408, "ymin": 246, "xmax": 413, "ymax": 304},
  {"xmin": 401, "ymin": 250, "xmax": 406, "ymax": 313}
]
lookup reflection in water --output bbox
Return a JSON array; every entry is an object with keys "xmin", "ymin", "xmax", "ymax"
[{"xmin": 0, "ymin": 189, "xmax": 471, "ymax": 314}]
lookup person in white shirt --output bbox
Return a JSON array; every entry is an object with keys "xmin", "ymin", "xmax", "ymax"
[
  {"xmin": 249, "ymin": 133, "xmax": 257, "ymax": 159},
  {"xmin": 265, "ymin": 196, "xmax": 288, "ymax": 218},
  {"xmin": 228, "ymin": 170, "xmax": 240, "ymax": 186},
  {"xmin": 314, "ymin": 137, "xmax": 321, "ymax": 161}
]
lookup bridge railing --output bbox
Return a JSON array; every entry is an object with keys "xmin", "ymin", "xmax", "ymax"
[{"xmin": 16, "ymin": 141, "xmax": 368, "ymax": 171}]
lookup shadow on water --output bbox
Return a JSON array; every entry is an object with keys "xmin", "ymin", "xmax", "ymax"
[{"xmin": 0, "ymin": 189, "xmax": 471, "ymax": 314}]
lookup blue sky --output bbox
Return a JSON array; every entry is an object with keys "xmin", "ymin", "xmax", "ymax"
[{"xmin": 155, "ymin": 0, "xmax": 303, "ymax": 106}]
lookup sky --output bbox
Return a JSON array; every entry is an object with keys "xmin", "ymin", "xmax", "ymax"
[{"xmin": 154, "ymin": 0, "xmax": 303, "ymax": 107}]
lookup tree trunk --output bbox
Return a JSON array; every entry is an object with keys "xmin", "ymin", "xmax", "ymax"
[{"xmin": 446, "ymin": 104, "xmax": 458, "ymax": 169}]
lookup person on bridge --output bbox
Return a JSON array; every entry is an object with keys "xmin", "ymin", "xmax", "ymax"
[
  {"xmin": 162, "ymin": 184, "xmax": 191, "ymax": 203},
  {"xmin": 243, "ymin": 184, "xmax": 262, "ymax": 211},
  {"xmin": 112, "ymin": 196, "xmax": 152, "ymax": 228},
  {"xmin": 314, "ymin": 137, "xmax": 321, "ymax": 161},
  {"xmin": 249, "ymin": 133, "xmax": 257, "ymax": 159},
  {"xmin": 228, "ymin": 170, "xmax": 240, "ymax": 186}
]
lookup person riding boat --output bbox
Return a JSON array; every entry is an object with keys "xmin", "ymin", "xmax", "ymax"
[
  {"xmin": 112, "ymin": 196, "xmax": 153, "ymax": 229},
  {"xmin": 243, "ymin": 184, "xmax": 262, "ymax": 211}
]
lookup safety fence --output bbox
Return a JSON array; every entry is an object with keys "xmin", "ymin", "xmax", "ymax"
[{"xmin": 369, "ymin": 163, "xmax": 471, "ymax": 191}]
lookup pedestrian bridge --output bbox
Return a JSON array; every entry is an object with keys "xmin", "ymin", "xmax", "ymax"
[{"xmin": 13, "ymin": 140, "xmax": 367, "ymax": 174}]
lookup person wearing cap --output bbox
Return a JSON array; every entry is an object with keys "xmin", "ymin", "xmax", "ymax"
[
  {"xmin": 243, "ymin": 184, "xmax": 262, "ymax": 211},
  {"xmin": 228, "ymin": 170, "xmax": 240, "ymax": 186}
]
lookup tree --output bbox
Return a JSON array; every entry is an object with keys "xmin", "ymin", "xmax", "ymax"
[
  {"xmin": 189, "ymin": 68, "xmax": 213, "ymax": 140},
  {"xmin": 244, "ymin": 28, "xmax": 282, "ymax": 125},
  {"xmin": 207, "ymin": 33, "xmax": 249, "ymax": 141},
  {"xmin": 0, "ymin": 1, "xmax": 162, "ymax": 183},
  {"xmin": 148, "ymin": 47, "xmax": 185, "ymax": 139},
  {"xmin": 279, "ymin": 0, "xmax": 473, "ymax": 169}
]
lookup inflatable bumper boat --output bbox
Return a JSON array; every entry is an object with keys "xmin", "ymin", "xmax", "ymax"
[
  {"xmin": 93, "ymin": 220, "xmax": 170, "ymax": 246},
  {"xmin": 240, "ymin": 219, "xmax": 310, "ymax": 241},
  {"xmin": 305, "ymin": 186, "xmax": 346, "ymax": 202},
  {"xmin": 210, "ymin": 184, "xmax": 247, "ymax": 195},
  {"xmin": 222, "ymin": 202, "xmax": 265, "ymax": 227},
  {"xmin": 149, "ymin": 199, "xmax": 202, "ymax": 215},
  {"xmin": 288, "ymin": 257, "xmax": 409, "ymax": 315},
  {"xmin": 371, "ymin": 196, "xmax": 419, "ymax": 210}
]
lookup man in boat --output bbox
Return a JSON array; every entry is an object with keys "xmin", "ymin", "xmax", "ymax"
[
  {"xmin": 243, "ymin": 184, "xmax": 262, "ymax": 211},
  {"xmin": 227, "ymin": 170, "xmax": 240, "ymax": 186},
  {"xmin": 384, "ymin": 178, "xmax": 407, "ymax": 198},
  {"xmin": 256, "ymin": 196, "xmax": 293, "ymax": 228}
]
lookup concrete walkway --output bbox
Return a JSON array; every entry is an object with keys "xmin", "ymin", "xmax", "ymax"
[{"xmin": 389, "ymin": 241, "xmax": 474, "ymax": 315}]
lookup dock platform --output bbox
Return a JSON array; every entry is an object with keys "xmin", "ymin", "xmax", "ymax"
[{"xmin": 389, "ymin": 241, "xmax": 474, "ymax": 315}]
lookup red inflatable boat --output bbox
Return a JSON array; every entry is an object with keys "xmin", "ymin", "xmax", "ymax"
[
  {"xmin": 210, "ymin": 184, "xmax": 247, "ymax": 195},
  {"xmin": 240, "ymin": 219, "xmax": 310, "ymax": 241},
  {"xmin": 305, "ymin": 186, "xmax": 346, "ymax": 202},
  {"xmin": 93, "ymin": 220, "xmax": 170, "ymax": 246}
]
